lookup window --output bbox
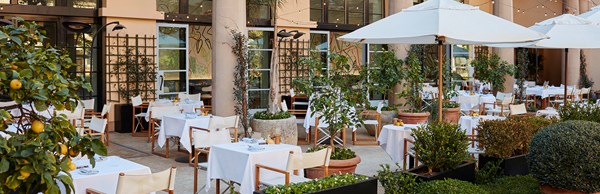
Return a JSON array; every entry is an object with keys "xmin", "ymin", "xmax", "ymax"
[
  {"xmin": 68, "ymin": 0, "xmax": 96, "ymax": 8},
  {"xmin": 369, "ymin": 0, "xmax": 383, "ymax": 22},
  {"xmin": 310, "ymin": 0, "xmax": 322, "ymax": 22},
  {"xmin": 157, "ymin": 0, "xmax": 179, "ymax": 14},
  {"xmin": 247, "ymin": 0, "xmax": 271, "ymax": 22},
  {"xmin": 366, "ymin": 44, "xmax": 387, "ymax": 103},
  {"xmin": 312, "ymin": 0, "xmax": 384, "ymax": 25},
  {"xmin": 189, "ymin": 0, "xmax": 212, "ymax": 16},
  {"xmin": 348, "ymin": 0, "xmax": 364, "ymax": 25},
  {"xmin": 327, "ymin": 0, "xmax": 345, "ymax": 24},
  {"xmin": 310, "ymin": 31, "xmax": 329, "ymax": 75},
  {"xmin": 18, "ymin": 0, "xmax": 55, "ymax": 6},
  {"xmin": 451, "ymin": 45, "xmax": 473, "ymax": 79},
  {"xmin": 157, "ymin": 24, "xmax": 189, "ymax": 98},
  {"xmin": 248, "ymin": 28, "xmax": 274, "ymax": 109},
  {"xmin": 0, "ymin": 0, "xmax": 10, "ymax": 3}
]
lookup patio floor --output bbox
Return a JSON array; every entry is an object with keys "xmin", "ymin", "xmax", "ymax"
[{"xmin": 105, "ymin": 125, "xmax": 395, "ymax": 193}]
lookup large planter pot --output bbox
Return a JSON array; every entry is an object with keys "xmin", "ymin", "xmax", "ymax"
[
  {"xmin": 397, "ymin": 111, "xmax": 430, "ymax": 124},
  {"xmin": 479, "ymin": 154, "xmax": 529, "ymax": 176},
  {"xmin": 250, "ymin": 116, "xmax": 298, "ymax": 145},
  {"xmin": 305, "ymin": 156, "xmax": 361, "ymax": 179},
  {"xmin": 540, "ymin": 184, "xmax": 600, "ymax": 194},
  {"xmin": 114, "ymin": 103, "xmax": 133, "ymax": 133},
  {"xmin": 408, "ymin": 161, "xmax": 476, "ymax": 183},
  {"xmin": 253, "ymin": 176, "xmax": 377, "ymax": 194},
  {"xmin": 442, "ymin": 107, "xmax": 460, "ymax": 124},
  {"xmin": 365, "ymin": 110, "xmax": 398, "ymax": 136}
]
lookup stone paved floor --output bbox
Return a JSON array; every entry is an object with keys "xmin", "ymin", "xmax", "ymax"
[{"xmin": 105, "ymin": 125, "xmax": 396, "ymax": 194}]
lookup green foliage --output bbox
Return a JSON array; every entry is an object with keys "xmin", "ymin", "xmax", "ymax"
[
  {"xmin": 480, "ymin": 175, "xmax": 540, "ymax": 194},
  {"xmin": 471, "ymin": 53, "xmax": 515, "ymax": 92},
  {"xmin": 367, "ymin": 104, "xmax": 399, "ymax": 112},
  {"xmin": 231, "ymin": 30, "xmax": 250, "ymax": 135},
  {"xmin": 262, "ymin": 173, "xmax": 369, "ymax": 194},
  {"xmin": 529, "ymin": 121, "xmax": 600, "ymax": 192},
  {"xmin": 362, "ymin": 50, "xmax": 404, "ymax": 103},
  {"xmin": 253, "ymin": 111, "xmax": 292, "ymax": 120},
  {"xmin": 558, "ymin": 103, "xmax": 600, "ymax": 123},
  {"xmin": 0, "ymin": 18, "xmax": 106, "ymax": 194},
  {"xmin": 477, "ymin": 116, "xmax": 557, "ymax": 158},
  {"xmin": 411, "ymin": 122, "xmax": 469, "ymax": 174},
  {"xmin": 515, "ymin": 48, "xmax": 529, "ymax": 103},
  {"xmin": 580, "ymin": 51, "xmax": 594, "ymax": 88},
  {"xmin": 111, "ymin": 46, "xmax": 156, "ymax": 102},
  {"xmin": 293, "ymin": 52, "xmax": 369, "ymax": 147},
  {"xmin": 376, "ymin": 164, "xmax": 418, "ymax": 194},
  {"xmin": 398, "ymin": 47, "xmax": 426, "ymax": 112},
  {"xmin": 475, "ymin": 160, "xmax": 503, "ymax": 184},
  {"xmin": 307, "ymin": 145, "xmax": 356, "ymax": 160},
  {"xmin": 414, "ymin": 179, "xmax": 489, "ymax": 194}
]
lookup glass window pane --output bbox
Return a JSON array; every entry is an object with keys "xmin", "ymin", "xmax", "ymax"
[
  {"xmin": 249, "ymin": 90, "xmax": 269, "ymax": 109},
  {"xmin": 163, "ymin": 72, "xmax": 187, "ymax": 93},
  {"xmin": 369, "ymin": 0, "xmax": 383, "ymax": 15},
  {"xmin": 247, "ymin": 4, "xmax": 270, "ymax": 20},
  {"xmin": 189, "ymin": 25, "xmax": 212, "ymax": 79},
  {"xmin": 249, "ymin": 71, "xmax": 270, "ymax": 89},
  {"xmin": 249, "ymin": 50, "xmax": 272, "ymax": 69},
  {"xmin": 157, "ymin": 0, "xmax": 179, "ymax": 14},
  {"xmin": 18, "ymin": 0, "xmax": 55, "ymax": 6},
  {"xmin": 310, "ymin": 0, "xmax": 322, "ymax": 22},
  {"xmin": 327, "ymin": 0, "xmax": 345, "ymax": 23},
  {"xmin": 248, "ymin": 30, "xmax": 273, "ymax": 49},
  {"xmin": 310, "ymin": 33, "xmax": 328, "ymax": 51},
  {"xmin": 158, "ymin": 27, "xmax": 187, "ymax": 48},
  {"xmin": 159, "ymin": 50, "xmax": 186, "ymax": 70},
  {"xmin": 189, "ymin": 0, "xmax": 212, "ymax": 16},
  {"xmin": 348, "ymin": 12, "xmax": 363, "ymax": 25},
  {"xmin": 69, "ymin": 0, "xmax": 96, "ymax": 8}
]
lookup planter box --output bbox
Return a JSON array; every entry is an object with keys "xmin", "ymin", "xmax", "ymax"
[
  {"xmin": 251, "ymin": 116, "xmax": 298, "ymax": 145},
  {"xmin": 479, "ymin": 154, "xmax": 529, "ymax": 176},
  {"xmin": 253, "ymin": 176, "xmax": 377, "ymax": 194},
  {"xmin": 114, "ymin": 104, "xmax": 133, "ymax": 133},
  {"xmin": 408, "ymin": 161, "xmax": 476, "ymax": 183}
]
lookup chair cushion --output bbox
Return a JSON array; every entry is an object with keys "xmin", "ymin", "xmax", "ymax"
[
  {"xmin": 261, "ymin": 175, "xmax": 311, "ymax": 187},
  {"xmin": 363, "ymin": 120, "xmax": 379, "ymax": 125}
]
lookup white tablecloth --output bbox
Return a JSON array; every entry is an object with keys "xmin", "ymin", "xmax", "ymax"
[
  {"xmin": 179, "ymin": 100, "xmax": 204, "ymax": 113},
  {"xmin": 452, "ymin": 92, "xmax": 496, "ymax": 110},
  {"xmin": 206, "ymin": 142, "xmax": 302, "ymax": 194},
  {"xmin": 158, "ymin": 114, "xmax": 210, "ymax": 152},
  {"xmin": 65, "ymin": 156, "xmax": 151, "ymax": 194},
  {"xmin": 459, "ymin": 115, "xmax": 505, "ymax": 136},
  {"xmin": 526, "ymin": 86, "xmax": 564, "ymax": 99},
  {"xmin": 377, "ymin": 124, "xmax": 421, "ymax": 163}
]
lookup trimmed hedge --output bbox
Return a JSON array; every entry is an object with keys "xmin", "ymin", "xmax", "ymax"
[
  {"xmin": 253, "ymin": 111, "xmax": 292, "ymax": 120},
  {"xmin": 480, "ymin": 175, "xmax": 540, "ymax": 194},
  {"xmin": 414, "ymin": 179, "xmax": 488, "ymax": 194},
  {"xmin": 529, "ymin": 120, "xmax": 600, "ymax": 192},
  {"xmin": 411, "ymin": 122, "xmax": 469, "ymax": 173}
]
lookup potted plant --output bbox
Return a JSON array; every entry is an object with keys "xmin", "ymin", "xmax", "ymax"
[
  {"xmin": 408, "ymin": 122, "xmax": 475, "ymax": 182},
  {"xmin": 529, "ymin": 121, "xmax": 600, "ymax": 194},
  {"xmin": 471, "ymin": 53, "xmax": 515, "ymax": 94},
  {"xmin": 254, "ymin": 173, "xmax": 377, "ymax": 194},
  {"xmin": 477, "ymin": 116, "xmax": 556, "ymax": 176},
  {"xmin": 362, "ymin": 50, "xmax": 403, "ymax": 135},
  {"xmin": 305, "ymin": 146, "xmax": 361, "ymax": 179},
  {"xmin": 397, "ymin": 48, "xmax": 430, "ymax": 124},
  {"xmin": 0, "ymin": 18, "xmax": 106, "ymax": 193}
]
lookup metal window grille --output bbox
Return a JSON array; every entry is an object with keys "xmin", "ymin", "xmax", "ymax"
[{"xmin": 277, "ymin": 38, "xmax": 311, "ymax": 94}]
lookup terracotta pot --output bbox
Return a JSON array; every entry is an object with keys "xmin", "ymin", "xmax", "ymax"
[
  {"xmin": 397, "ymin": 111, "xmax": 430, "ymax": 124},
  {"xmin": 540, "ymin": 184, "xmax": 600, "ymax": 194},
  {"xmin": 364, "ymin": 111, "xmax": 397, "ymax": 136},
  {"xmin": 305, "ymin": 156, "xmax": 361, "ymax": 179},
  {"xmin": 442, "ymin": 107, "xmax": 460, "ymax": 124}
]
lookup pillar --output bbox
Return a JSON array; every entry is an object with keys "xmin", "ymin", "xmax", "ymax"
[
  {"xmin": 494, "ymin": 0, "xmax": 516, "ymax": 93},
  {"xmin": 212, "ymin": 0, "xmax": 246, "ymax": 116},
  {"xmin": 389, "ymin": 0, "xmax": 413, "ymax": 106},
  {"xmin": 565, "ymin": 0, "xmax": 581, "ymax": 87}
]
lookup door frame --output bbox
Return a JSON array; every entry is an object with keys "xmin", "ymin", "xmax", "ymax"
[{"xmin": 156, "ymin": 23, "xmax": 190, "ymax": 98}]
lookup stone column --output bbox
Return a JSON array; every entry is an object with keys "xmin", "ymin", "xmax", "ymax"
[
  {"xmin": 494, "ymin": 0, "xmax": 516, "ymax": 93},
  {"xmin": 212, "ymin": 0, "xmax": 246, "ymax": 116},
  {"xmin": 389, "ymin": 0, "xmax": 413, "ymax": 106},
  {"xmin": 565, "ymin": 0, "xmax": 581, "ymax": 87}
]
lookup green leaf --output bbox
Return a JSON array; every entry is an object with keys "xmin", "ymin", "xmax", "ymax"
[
  {"xmin": 34, "ymin": 100, "xmax": 48, "ymax": 112},
  {"xmin": 0, "ymin": 158, "xmax": 9, "ymax": 173},
  {"xmin": 91, "ymin": 140, "xmax": 107, "ymax": 156},
  {"xmin": 18, "ymin": 69, "xmax": 32, "ymax": 78}
]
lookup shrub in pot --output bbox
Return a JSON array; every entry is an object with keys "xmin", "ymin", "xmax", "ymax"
[
  {"xmin": 305, "ymin": 146, "xmax": 361, "ymax": 179},
  {"xmin": 558, "ymin": 103, "xmax": 600, "ymax": 123},
  {"xmin": 529, "ymin": 120, "xmax": 600, "ymax": 193},
  {"xmin": 477, "ymin": 116, "xmax": 557, "ymax": 176},
  {"xmin": 414, "ymin": 179, "xmax": 488, "ymax": 194},
  {"xmin": 256, "ymin": 173, "xmax": 376, "ymax": 194},
  {"xmin": 409, "ymin": 122, "xmax": 474, "ymax": 182},
  {"xmin": 376, "ymin": 164, "xmax": 419, "ymax": 194},
  {"xmin": 397, "ymin": 48, "xmax": 430, "ymax": 124}
]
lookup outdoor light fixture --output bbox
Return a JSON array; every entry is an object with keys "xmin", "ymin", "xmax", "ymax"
[
  {"xmin": 277, "ymin": 29, "xmax": 293, "ymax": 38},
  {"xmin": 288, "ymin": 30, "xmax": 305, "ymax": 39},
  {"xmin": 62, "ymin": 21, "xmax": 92, "ymax": 33}
]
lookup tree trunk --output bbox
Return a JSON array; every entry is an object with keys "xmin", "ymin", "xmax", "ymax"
[{"xmin": 267, "ymin": 3, "xmax": 280, "ymax": 114}]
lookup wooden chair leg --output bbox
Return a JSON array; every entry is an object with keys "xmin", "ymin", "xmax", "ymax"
[
  {"xmin": 105, "ymin": 130, "xmax": 110, "ymax": 146},
  {"xmin": 165, "ymin": 138, "xmax": 169, "ymax": 158},
  {"xmin": 352, "ymin": 131, "xmax": 356, "ymax": 145},
  {"xmin": 216, "ymin": 179, "xmax": 220, "ymax": 194},
  {"xmin": 193, "ymin": 149, "xmax": 199, "ymax": 194},
  {"xmin": 131, "ymin": 109, "xmax": 135, "ymax": 137}
]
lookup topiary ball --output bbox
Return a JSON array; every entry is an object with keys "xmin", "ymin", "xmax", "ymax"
[
  {"xmin": 528, "ymin": 120, "xmax": 600, "ymax": 192},
  {"xmin": 414, "ymin": 179, "xmax": 488, "ymax": 194}
]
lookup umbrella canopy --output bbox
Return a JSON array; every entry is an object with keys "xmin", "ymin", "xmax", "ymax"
[
  {"xmin": 338, "ymin": 0, "xmax": 546, "ymax": 45},
  {"xmin": 338, "ymin": 0, "xmax": 545, "ymax": 121},
  {"xmin": 580, "ymin": 5, "xmax": 600, "ymax": 23}
]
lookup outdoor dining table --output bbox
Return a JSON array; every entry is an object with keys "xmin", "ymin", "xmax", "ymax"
[
  {"xmin": 206, "ymin": 142, "xmax": 302, "ymax": 194},
  {"xmin": 59, "ymin": 156, "xmax": 152, "ymax": 194},
  {"xmin": 452, "ymin": 91, "xmax": 496, "ymax": 110},
  {"xmin": 459, "ymin": 115, "xmax": 505, "ymax": 136},
  {"xmin": 377, "ymin": 124, "xmax": 422, "ymax": 163},
  {"xmin": 526, "ymin": 86, "xmax": 566, "ymax": 108},
  {"xmin": 158, "ymin": 113, "xmax": 210, "ymax": 152}
]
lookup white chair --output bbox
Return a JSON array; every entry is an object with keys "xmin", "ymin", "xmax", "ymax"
[
  {"xmin": 179, "ymin": 93, "xmax": 202, "ymax": 101},
  {"xmin": 509, "ymin": 104, "xmax": 527, "ymax": 116},
  {"xmin": 83, "ymin": 117, "xmax": 109, "ymax": 145},
  {"xmin": 131, "ymin": 95, "xmax": 148, "ymax": 139},
  {"xmin": 149, "ymin": 106, "xmax": 181, "ymax": 158},
  {"xmin": 255, "ymin": 147, "xmax": 332, "ymax": 191},
  {"xmin": 290, "ymin": 88, "xmax": 309, "ymax": 109},
  {"xmin": 86, "ymin": 167, "xmax": 177, "ymax": 194},
  {"xmin": 353, "ymin": 102, "xmax": 383, "ymax": 145},
  {"xmin": 486, "ymin": 95, "xmax": 513, "ymax": 116},
  {"xmin": 549, "ymin": 87, "xmax": 575, "ymax": 108},
  {"xmin": 459, "ymin": 96, "xmax": 480, "ymax": 116}
]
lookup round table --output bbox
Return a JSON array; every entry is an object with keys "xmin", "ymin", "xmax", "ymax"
[{"xmin": 377, "ymin": 124, "xmax": 421, "ymax": 163}]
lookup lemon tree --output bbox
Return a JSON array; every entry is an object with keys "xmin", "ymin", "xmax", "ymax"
[{"xmin": 0, "ymin": 18, "xmax": 107, "ymax": 194}]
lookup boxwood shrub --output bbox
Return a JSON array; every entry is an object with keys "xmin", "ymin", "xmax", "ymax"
[
  {"xmin": 414, "ymin": 179, "xmax": 488, "ymax": 194},
  {"xmin": 411, "ymin": 122, "xmax": 470, "ymax": 174},
  {"xmin": 528, "ymin": 120, "xmax": 600, "ymax": 192},
  {"xmin": 253, "ymin": 111, "xmax": 292, "ymax": 120},
  {"xmin": 558, "ymin": 103, "xmax": 600, "ymax": 123}
]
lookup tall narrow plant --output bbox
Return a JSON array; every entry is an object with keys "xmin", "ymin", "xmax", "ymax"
[
  {"xmin": 471, "ymin": 53, "xmax": 515, "ymax": 92},
  {"xmin": 515, "ymin": 48, "xmax": 529, "ymax": 103},
  {"xmin": 580, "ymin": 51, "xmax": 594, "ymax": 88},
  {"xmin": 231, "ymin": 30, "xmax": 250, "ymax": 135},
  {"xmin": 362, "ymin": 50, "xmax": 404, "ymax": 105},
  {"xmin": 398, "ymin": 48, "xmax": 425, "ymax": 112}
]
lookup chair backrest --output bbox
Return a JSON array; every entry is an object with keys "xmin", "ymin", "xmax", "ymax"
[
  {"xmin": 115, "ymin": 167, "xmax": 177, "ymax": 194},
  {"xmin": 81, "ymin": 99, "xmax": 95, "ymax": 110},
  {"xmin": 208, "ymin": 115, "xmax": 239, "ymax": 130},
  {"xmin": 496, "ymin": 92, "xmax": 505, "ymax": 101},
  {"xmin": 581, "ymin": 87, "xmax": 591, "ymax": 95},
  {"xmin": 100, "ymin": 103, "xmax": 111, "ymax": 117},
  {"xmin": 281, "ymin": 100, "xmax": 289, "ymax": 112},
  {"xmin": 192, "ymin": 126, "xmax": 232, "ymax": 148},
  {"xmin": 509, "ymin": 104, "xmax": 527, "ymax": 116},
  {"xmin": 501, "ymin": 94, "xmax": 513, "ymax": 105},
  {"xmin": 289, "ymin": 88, "xmax": 296, "ymax": 97},
  {"xmin": 202, "ymin": 86, "xmax": 212, "ymax": 92},
  {"xmin": 376, "ymin": 101, "xmax": 384, "ymax": 114},
  {"xmin": 149, "ymin": 106, "xmax": 180, "ymax": 120},
  {"xmin": 458, "ymin": 96, "xmax": 479, "ymax": 105},
  {"xmin": 131, "ymin": 95, "xmax": 143, "ymax": 106},
  {"xmin": 89, "ymin": 117, "xmax": 108, "ymax": 133},
  {"xmin": 286, "ymin": 147, "xmax": 332, "ymax": 172}
]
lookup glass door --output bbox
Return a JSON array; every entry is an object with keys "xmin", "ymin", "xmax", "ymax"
[{"xmin": 157, "ymin": 23, "xmax": 189, "ymax": 99}]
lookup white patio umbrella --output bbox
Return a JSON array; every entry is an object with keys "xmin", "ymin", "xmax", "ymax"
[
  {"xmin": 492, "ymin": 14, "xmax": 600, "ymax": 104},
  {"xmin": 580, "ymin": 5, "xmax": 600, "ymax": 22},
  {"xmin": 339, "ymin": 0, "xmax": 546, "ymax": 121}
]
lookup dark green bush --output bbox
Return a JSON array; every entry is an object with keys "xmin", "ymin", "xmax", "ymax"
[
  {"xmin": 253, "ymin": 111, "xmax": 292, "ymax": 120},
  {"xmin": 414, "ymin": 179, "xmax": 488, "ymax": 194},
  {"xmin": 559, "ymin": 103, "xmax": 600, "ymax": 123},
  {"xmin": 477, "ymin": 116, "xmax": 557, "ymax": 158},
  {"xmin": 529, "ymin": 120, "xmax": 600, "ymax": 192},
  {"xmin": 262, "ymin": 173, "xmax": 369, "ymax": 194},
  {"xmin": 377, "ymin": 164, "xmax": 418, "ymax": 194},
  {"xmin": 307, "ymin": 145, "xmax": 356, "ymax": 160},
  {"xmin": 411, "ymin": 122, "xmax": 469, "ymax": 174},
  {"xmin": 480, "ymin": 175, "xmax": 540, "ymax": 194},
  {"xmin": 475, "ymin": 160, "xmax": 503, "ymax": 184}
]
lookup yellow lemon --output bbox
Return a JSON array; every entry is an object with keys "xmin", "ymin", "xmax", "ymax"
[
  {"xmin": 31, "ymin": 120, "xmax": 44, "ymax": 134},
  {"xmin": 19, "ymin": 169, "xmax": 30, "ymax": 179},
  {"xmin": 69, "ymin": 149, "xmax": 79, "ymax": 157},
  {"xmin": 9, "ymin": 79, "xmax": 22, "ymax": 90},
  {"xmin": 59, "ymin": 144, "xmax": 68, "ymax": 155},
  {"xmin": 68, "ymin": 162, "xmax": 76, "ymax": 171}
]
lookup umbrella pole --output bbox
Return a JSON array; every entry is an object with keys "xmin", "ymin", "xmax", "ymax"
[
  {"xmin": 564, "ymin": 48, "xmax": 568, "ymax": 105},
  {"xmin": 438, "ymin": 41, "xmax": 444, "ymax": 122}
]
